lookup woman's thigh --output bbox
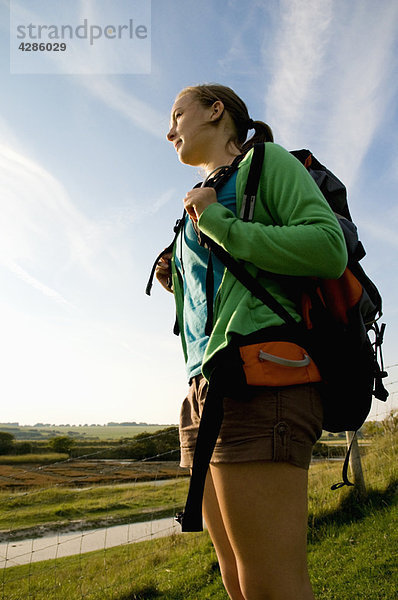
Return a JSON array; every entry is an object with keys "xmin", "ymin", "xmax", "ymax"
[{"xmin": 209, "ymin": 461, "xmax": 312, "ymax": 597}]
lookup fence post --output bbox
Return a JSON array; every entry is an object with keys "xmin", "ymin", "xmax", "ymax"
[{"xmin": 345, "ymin": 430, "xmax": 366, "ymax": 497}]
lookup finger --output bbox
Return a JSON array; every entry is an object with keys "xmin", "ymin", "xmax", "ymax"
[
  {"xmin": 188, "ymin": 210, "xmax": 198, "ymax": 222},
  {"xmin": 158, "ymin": 253, "xmax": 172, "ymax": 265},
  {"xmin": 156, "ymin": 264, "xmax": 170, "ymax": 275},
  {"xmin": 184, "ymin": 202, "xmax": 198, "ymax": 221}
]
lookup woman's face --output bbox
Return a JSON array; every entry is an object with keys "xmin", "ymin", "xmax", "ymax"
[{"xmin": 167, "ymin": 93, "xmax": 220, "ymax": 166}]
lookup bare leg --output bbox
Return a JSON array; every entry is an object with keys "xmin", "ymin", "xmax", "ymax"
[
  {"xmin": 209, "ymin": 461, "xmax": 315, "ymax": 600},
  {"xmin": 203, "ymin": 471, "xmax": 245, "ymax": 600}
]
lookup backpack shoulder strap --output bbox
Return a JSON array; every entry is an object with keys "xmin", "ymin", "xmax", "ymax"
[
  {"xmin": 202, "ymin": 237, "xmax": 297, "ymax": 330},
  {"xmin": 239, "ymin": 143, "xmax": 265, "ymax": 222},
  {"xmin": 145, "ymin": 210, "xmax": 185, "ymax": 296},
  {"xmin": 200, "ymin": 142, "xmax": 297, "ymax": 331}
]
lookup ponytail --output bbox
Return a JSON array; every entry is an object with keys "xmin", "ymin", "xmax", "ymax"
[{"xmin": 241, "ymin": 120, "xmax": 274, "ymax": 154}]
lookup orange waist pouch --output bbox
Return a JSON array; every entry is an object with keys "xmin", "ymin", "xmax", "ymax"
[{"xmin": 239, "ymin": 341, "xmax": 322, "ymax": 387}]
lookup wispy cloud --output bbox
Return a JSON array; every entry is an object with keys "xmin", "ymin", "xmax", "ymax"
[
  {"xmin": 265, "ymin": 0, "xmax": 334, "ymax": 146},
  {"xmin": 92, "ymin": 188, "xmax": 176, "ymax": 243},
  {"xmin": 0, "ymin": 139, "xmax": 118, "ymax": 303},
  {"xmin": 79, "ymin": 77, "xmax": 165, "ymax": 139},
  {"xmin": 217, "ymin": 2, "xmax": 269, "ymax": 77},
  {"xmin": 10, "ymin": 0, "xmax": 164, "ymax": 137},
  {"xmin": 264, "ymin": 0, "xmax": 398, "ymax": 188},
  {"xmin": 0, "ymin": 126, "xmax": 175, "ymax": 306},
  {"xmin": 2, "ymin": 257, "xmax": 75, "ymax": 309},
  {"xmin": 359, "ymin": 217, "xmax": 398, "ymax": 251},
  {"xmin": 319, "ymin": 2, "xmax": 398, "ymax": 186},
  {"xmin": 0, "ymin": 143, "xmax": 90, "ymax": 255},
  {"xmin": 71, "ymin": 1, "xmax": 165, "ymax": 136}
]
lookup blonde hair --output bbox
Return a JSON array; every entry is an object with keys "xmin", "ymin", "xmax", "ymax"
[{"xmin": 177, "ymin": 83, "xmax": 273, "ymax": 153}]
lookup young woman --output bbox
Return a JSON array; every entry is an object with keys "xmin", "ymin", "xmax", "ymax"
[{"xmin": 155, "ymin": 84, "xmax": 347, "ymax": 600}]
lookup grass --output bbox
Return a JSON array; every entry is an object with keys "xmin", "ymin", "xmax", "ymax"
[
  {"xmin": 0, "ymin": 453, "xmax": 68, "ymax": 465},
  {"xmin": 0, "ymin": 431, "xmax": 396, "ymax": 599},
  {"xmin": 0, "ymin": 479, "xmax": 189, "ymax": 536},
  {"xmin": 1, "ymin": 533, "xmax": 224, "ymax": 600},
  {"xmin": 308, "ymin": 429, "xmax": 397, "ymax": 523},
  {"xmin": 309, "ymin": 495, "xmax": 397, "ymax": 599},
  {"xmin": 2, "ymin": 499, "xmax": 396, "ymax": 599}
]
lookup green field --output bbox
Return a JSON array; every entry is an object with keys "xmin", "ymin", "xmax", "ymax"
[
  {"xmin": 0, "ymin": 424, "xmax": 174, "ymax": 440},
  {"xmin": 0, "ymin": 453, "xmax": 68, "ymax": 465},
  {"xmin": 0, "ymin": 430, "xmax": 396, "ymax": 599}
]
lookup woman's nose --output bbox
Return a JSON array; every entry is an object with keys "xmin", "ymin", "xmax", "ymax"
[{"xmin": 167, "ymin": 125, "xmax": 176, "ymax": 141}]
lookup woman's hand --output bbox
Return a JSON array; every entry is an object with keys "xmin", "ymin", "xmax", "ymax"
[
  {"xmin": 155, "ymin": 251, "xmax": 173, "ymax": 293},
  {"xmin": 183, "ymin": 188, "xmax": 217, "ymax": 222}
]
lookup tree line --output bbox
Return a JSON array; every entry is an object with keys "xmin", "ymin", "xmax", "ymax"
[{"xmin": 0, "ymin": 427, "xmax": 180, "ymax": 461}]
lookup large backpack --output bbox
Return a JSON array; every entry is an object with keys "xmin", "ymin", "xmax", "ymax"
[
  {"xmin": 182, "ymin": 143, "xmax": 388, "ymax": 431},
  {"xmin": 234, "ymin": 144, "xmax": 388, "ymax": 431},
  {"xmin": 146, "ymin": 144, "xmax": 389, "ymax": 532}
]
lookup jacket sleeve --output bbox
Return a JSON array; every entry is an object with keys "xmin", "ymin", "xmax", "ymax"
[{"xmin": 197, "ymin": 143, "xmax": 348, "ymax": 279}]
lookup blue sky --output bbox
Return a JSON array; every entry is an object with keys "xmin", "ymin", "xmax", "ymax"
[{"xmin": 0, "ymin": 0, "xmax": 397, "ymax": 425}]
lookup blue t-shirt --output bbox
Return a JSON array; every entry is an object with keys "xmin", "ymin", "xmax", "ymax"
[{"xmin": 174, "ymin": 172, "xmax": 237, "ymax": 380}]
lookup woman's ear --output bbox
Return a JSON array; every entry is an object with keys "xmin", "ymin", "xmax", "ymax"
[{"xmin": 209, "ymin": 100, "xmax": 225, "ymax": 122}]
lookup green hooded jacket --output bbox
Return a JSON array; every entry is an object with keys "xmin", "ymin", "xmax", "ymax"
[{"xmin": 171, "ymin": 143, "xmax": 348, "ymax": 381}]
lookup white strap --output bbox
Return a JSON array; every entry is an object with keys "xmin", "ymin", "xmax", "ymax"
[{"xmin": 239, "ymin": 194, "xmax": 256, "ymax": 220}]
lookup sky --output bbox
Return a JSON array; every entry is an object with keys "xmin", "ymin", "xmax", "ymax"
[{"xmin": 0, "ymin": 0, "xmax": 397, "ymax": 426}]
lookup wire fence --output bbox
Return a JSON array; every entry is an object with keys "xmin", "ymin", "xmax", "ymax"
[{"xmin": 0, "ymin": 382, "xmax": 396, "ymax": 600}]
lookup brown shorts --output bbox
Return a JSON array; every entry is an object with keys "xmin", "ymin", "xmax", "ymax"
[{"xmin": 179, "ymin": 375, "xmax": 323, "ymax": 470}]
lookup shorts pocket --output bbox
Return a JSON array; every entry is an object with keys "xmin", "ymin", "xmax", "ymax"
[{"xmin": 278, "ymin": 385, "xmax": 323, "ymax": 445}]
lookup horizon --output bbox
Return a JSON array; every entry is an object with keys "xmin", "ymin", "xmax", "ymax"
[{"xmin": 0, "ymin": 421, "xmax": 176, "ymax": 427}]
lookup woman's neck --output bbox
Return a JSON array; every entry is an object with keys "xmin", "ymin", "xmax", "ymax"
[{"xmin": 201, "ymin": 148, "xmax": 241, "ymax": 175}]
